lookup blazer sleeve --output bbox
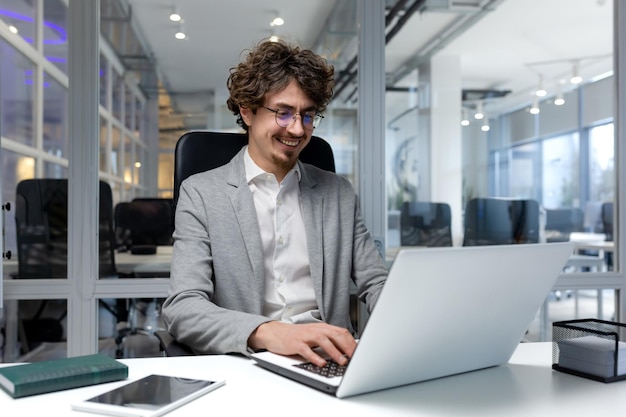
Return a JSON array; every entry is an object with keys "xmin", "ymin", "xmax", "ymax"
[{"xmin": 161, "ymin": 169, "xmax": 270, "ymax": 355}]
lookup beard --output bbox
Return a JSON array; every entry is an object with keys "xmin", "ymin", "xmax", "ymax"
[{"xmin": 272, "ymin": 149, "xmax": 298, "ymax": 172}]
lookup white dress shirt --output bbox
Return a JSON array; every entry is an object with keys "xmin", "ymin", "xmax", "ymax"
[{"xmin": 244, "ymin": 147, "xmax": 319, "ymax": 323}]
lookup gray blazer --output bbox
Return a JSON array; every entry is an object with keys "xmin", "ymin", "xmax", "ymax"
[{"xmin": 161, "ymin": 148, "xmax": 387, "ymax": 355}]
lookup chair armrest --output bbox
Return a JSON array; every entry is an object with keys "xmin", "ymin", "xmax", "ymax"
[{"xmin": 154, "ymin": 330, "xmax": 195, "ymax": 356}]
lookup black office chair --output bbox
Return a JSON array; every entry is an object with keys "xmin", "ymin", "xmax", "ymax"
[
  {"xmin": 128, "ymin": 198, "xmax": 174, "ymax": 254},
  {"xmin": 14, "ymin": 179, "xmax": 121, "ymax": 353},
  {"xmin": 154, "ymin": 131, "xmax": 336, "ymax": 356},
  {"xmin": 601, "ymin": 201, "xmax": 614, "ymax": 270},
  {"xmin": 400, "ymin": 201, "xmax": 452, "ymax": 247},
  {"xmin": 544, "ymin": 207, "xmax": 584, "ymax": 242},
  {"xmin": 601, "ymin": 202, "xmax": 613, "ymax": 241},
  {"xmin": 114, "ymin": 201, "xmax": 132, "ymax": 252},
  {"xmin": 173, "ymin": 131, "xmax": 335, "ymax": 208},
  {"xmin": 462, "ymin": 197, "xmax": 540, "ymax": 246}
]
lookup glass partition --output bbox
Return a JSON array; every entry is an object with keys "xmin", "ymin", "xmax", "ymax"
[
  {"xmin": 0, "ymin": 39, "xmax": 35, "ymax": 147},
  {"xmin": 43, "ymin": 72, "xmax": 68, "ymax": 157},
  {"xmin": 43, "ymin": 0, "xmax": 67, "ymax": 74}
]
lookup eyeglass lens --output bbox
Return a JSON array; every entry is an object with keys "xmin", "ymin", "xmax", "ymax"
[{"xmin": 276, "ymin": 110, "xmax": 320, "ymax": 129}]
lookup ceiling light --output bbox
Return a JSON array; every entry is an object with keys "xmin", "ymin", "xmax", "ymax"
[
  {"xmin": 530, "ymin": 97, "xmax": 540, "ymax": 114},
  {"xmin": 269, "ymin": 35, "xmax": 279, "ymax": 42},
  {"xmin": 271, "ymin": 17, "xmax": 284, "ymax": 27},
  {"xmin": 169, "ymin": 11, "xmax": 182, "ymax": 22},
  {"xmin": 461, "ymin": 108, "xmax": 470, "ymax": 126},
  {"xmin": 570, "ymin": 63, "xmax": 582, "ymax": 84},
  {"xmin": 554, "ymin": 95, "xmax": 565, "ymax": 106},
  {"xmin": 8, "ymin": 24, "xmax": 18, "ymax": 34},
  {"xmin": 535, "ymin": 75, "xmax": 547, "ymax": 97},
  {"xmin": 554, "ymin": 83, "xmax": 565, "ymax": 106},
  {"xmin": 175, "ymin": 30, "xmax": 186, "ymax": 40},
  {"xmin": 481, "ymin": 118, "xmax": 490, "ymax": 132},
  {"xmin": 474, "ymin": 102, "xmax": 484, "ymax": 120}
]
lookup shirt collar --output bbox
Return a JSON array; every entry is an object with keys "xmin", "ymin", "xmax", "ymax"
[{"xmin": 244, "ymin": 145, "xmax": 301, "ymax": 184}]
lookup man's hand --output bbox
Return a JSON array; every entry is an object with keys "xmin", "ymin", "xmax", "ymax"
[{"xmin": 248, "ymin": 321, "xmax": 356, "ymax": 367}]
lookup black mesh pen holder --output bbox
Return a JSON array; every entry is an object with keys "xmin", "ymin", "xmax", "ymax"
[{"xmin": 552, "ymin": 319, "xmax": 626, "ymax": 382}]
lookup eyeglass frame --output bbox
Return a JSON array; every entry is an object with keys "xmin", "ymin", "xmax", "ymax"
[{"xmin": 260, "ymin": 106, "xmax": 324, "ymax": 130}]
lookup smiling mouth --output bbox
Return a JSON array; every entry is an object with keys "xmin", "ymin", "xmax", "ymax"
[{"xmin": 278, "ymin": 137, "xmax": 300, "ymax": 147}]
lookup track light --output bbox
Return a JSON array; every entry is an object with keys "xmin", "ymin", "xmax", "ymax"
[
  {"xmin": 474, "ymin": 102, "xmax": 484, "ymax": 120},
  {"xmin": 461, "ymin": 108, "xmax": 470, "ymax": 126},
  {"xmin": 530, "ymin": 97, "xmax": 540, "ymax": 114},
  {"xmin": 570, "ymin": 62, "xmax": 582, "ymax": 84},
  {"xmin": 169, "ymin": 10, "xmax": 182, "ymax": 22},
  {"xmin": 271, "ymin": 16, "xmax": 284, "ymax": 27},
  {"xmin": 554, "ymin": 83, "xmax": 565, "ymax": 106},
  {"xmin": 175, "ymin": 24, "xmax": 187, "ymax": 40},
  {"xmin": 481, "ymin": 118, "xmax": 490, "ymax": 132},
  {"xmin": 535, "ymin": 75, "xmax": 547, "ymax": 97}
]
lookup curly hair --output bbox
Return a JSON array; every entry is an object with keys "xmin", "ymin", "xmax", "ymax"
[{"xmin": 226, "ymin": 39, "xmax": 334, "ymax": 131}]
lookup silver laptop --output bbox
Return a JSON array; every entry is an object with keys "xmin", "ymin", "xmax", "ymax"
[{"xmin": 251, "ymin": 242, "xmax": 574, "ymax": 398}]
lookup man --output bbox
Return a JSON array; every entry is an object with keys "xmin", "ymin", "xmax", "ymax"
[{"xmin": 161, "ymin": 39, "xmax": 387, "ymax": 367}]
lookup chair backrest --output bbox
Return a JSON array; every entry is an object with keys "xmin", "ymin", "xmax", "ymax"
[
  {"xmin": 601, "ymin": 201, "xmax": 614, "ymax": 241},
  {"xmin": 128, "ymin": 198, "xmax": 174, "ymax": 246},
  {"xmin": 173, "ymin": 131, "xmax": 336, "ymax": 206},
  {"xmin": 545, "ymin": 207, "xmax": 584, "ymax": 242},
  {"xmin": 462, "ymin": 197, "xmax": 540, "ymax": 246},
  {"xmin": 114, "ymin": 201, "xmax": 132, "ymax": 250},
  {"xmin": 400, "ymin": 201, "xmax": 452, "ymax": 247},
  {"xmin": 15, "ymin": 179, "xmax": 117, "ymax": 278}
]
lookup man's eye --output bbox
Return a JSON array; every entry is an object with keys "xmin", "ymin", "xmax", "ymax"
[{"xmin": 276, "ymin": 110, "xmax": 291, "ymax": 118}]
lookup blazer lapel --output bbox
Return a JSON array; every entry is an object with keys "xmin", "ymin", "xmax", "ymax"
[
  {"xmin": 226, "ymin": 150, "xmax": 265, "ymax": 296},
  {"xmin": 299, "ymin": 163, "xmax": 325, "ymax": 310}
]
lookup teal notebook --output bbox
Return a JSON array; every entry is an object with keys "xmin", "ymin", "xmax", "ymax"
[{"xmin": 0, "ymin": 353, "xmax": 128, "ymax": 398}]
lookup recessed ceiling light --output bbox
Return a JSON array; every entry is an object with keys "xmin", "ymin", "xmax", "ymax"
[
  {"xmin": 169, "ymin": 12, "xmax": 181, "ymax": 22},
  {"xmin": 271, "ymin": 17, "xmax": 284, "ymax": 26},
  {"xmin": 175, "ymin": 31, "xmax": 186, "ymax": 40}
]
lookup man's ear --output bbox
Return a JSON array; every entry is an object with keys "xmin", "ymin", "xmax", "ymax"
[{"xmin": 240, "ymin": 106, "xmax": 253, "ymax": 127}]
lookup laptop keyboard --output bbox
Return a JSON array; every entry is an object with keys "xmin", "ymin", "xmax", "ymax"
[{"xmin": 294, "ymin": 360, "xmax": 348, "ymax": 378}]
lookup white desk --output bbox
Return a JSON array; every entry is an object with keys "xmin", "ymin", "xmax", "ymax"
[
  {"xmin": 2, "ymin": 342, "xmax": 626, "ymax": 416},
  {"xmin": 115, "ymin": 246, "xmax": 172, "ymax": 277}
]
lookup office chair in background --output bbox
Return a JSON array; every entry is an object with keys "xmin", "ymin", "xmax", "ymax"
[
  {"xmin": 544, "ymin": 207, "xmax": 584, "ymax": 242},
  {"xmin": 601, "ymin": 202, "xmax": 614, "ymax": 241},
  {"xmin": 462, "ymin": 197, "xmax": 540, "ymax": 246},
  {"xmin": 154, "ymin": 131, "xmax": 336, "ymax": 356},
  {"xmin": 601, "ymin": 201, "xmax": 614, "ymax": 270},
  {"xmin": 14, "ymin": 179, "xmax": 122, "ymax": 355},
  {"xmin": 399, "ymin": 201, "xmax": 452, "ymax": 247},
  {"xmin": 128, "ymin": 197, "xmax": 174, "ymax": 254},
  {"xmin": 114, "ymin": 201, "xmax": 132, "ymax": 252}
]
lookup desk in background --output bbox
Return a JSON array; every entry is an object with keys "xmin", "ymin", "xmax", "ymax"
[
  {"xmin": 2, "ymin": 246, "xmax": 172, "ymax": 278},
  {"xmin": 115, "ymin": 245, "xmax": 172, "ymax": 277},
  {"xmin": 1, "ymin": 343, "xmax": 626, "ymax": 416},
  {"xmin": 567, "ymin": 232, "xmax": 613, "ymax": 273}
]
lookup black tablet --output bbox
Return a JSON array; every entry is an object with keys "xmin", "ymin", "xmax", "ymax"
[{"xmin": 71, "ymin": 374, "xmax": 225, "ymax": 417}]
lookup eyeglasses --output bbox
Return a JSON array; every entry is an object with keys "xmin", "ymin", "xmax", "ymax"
[{"xmin": 261, "ymin": 106, "xmax": 324, "ymax": 130}]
